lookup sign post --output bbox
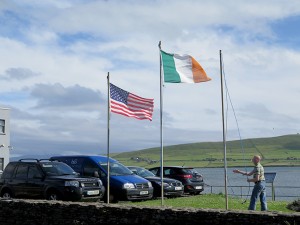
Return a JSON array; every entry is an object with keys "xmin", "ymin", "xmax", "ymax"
[{"xmin": 264, "ymin": 172, "xmax": 277, "ymax": 201}]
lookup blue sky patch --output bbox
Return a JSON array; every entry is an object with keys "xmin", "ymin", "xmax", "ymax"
[
  {"xmin": 271, "ymin": 15, "xmax": 300, "ymax": 49},
  {"xmin": 0, "ymin": 10, "xmax": 30, "ymax": 40}
]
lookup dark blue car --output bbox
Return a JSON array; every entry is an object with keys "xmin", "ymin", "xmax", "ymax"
[
  {"xmin": 128, "ymin": 166, "xmax": 184, "ymax": 198},
  {"xmin": 50, "ymin": 155, "xmax": 153, "ymax": 203}
]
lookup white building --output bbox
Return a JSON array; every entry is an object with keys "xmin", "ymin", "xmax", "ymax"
[{"xmin": 0, "ymin": 107, "xmax": 10, "ymax": 172}]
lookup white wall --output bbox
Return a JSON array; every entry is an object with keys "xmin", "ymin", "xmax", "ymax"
[{"xmin": 0, "ymin": 108, "xmax": 10, "ymax": 170}]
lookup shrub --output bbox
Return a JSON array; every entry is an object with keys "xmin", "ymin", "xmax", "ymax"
[{"xmin": 287, "ymin": 199, "xmax": 300, "ymax": 212}]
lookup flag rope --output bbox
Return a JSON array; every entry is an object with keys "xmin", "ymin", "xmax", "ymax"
[{"xmin": 221, "ymin": 54, "xmax": 250, "ymax": 203}]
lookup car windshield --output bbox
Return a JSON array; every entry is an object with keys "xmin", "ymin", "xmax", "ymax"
[
  {"xmin": 41, "ymin": 162, "xmax": 77, "ymax": 176},
  {"xmin": 99, "ymin": 162, "xmax": 133, "ymax": 176},
  {"xmin": 133, "ymin": 168, "xmax": 155, "ymax": 177}
]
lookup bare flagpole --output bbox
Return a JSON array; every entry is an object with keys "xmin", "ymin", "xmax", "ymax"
[
  {"xmin": 220, "ymin": 50, "xmax": 229, "ymax": 210},
  {"xmin": 158, "ymin": 41, "xmax": 164, "ymax": 206},
  {"xmin": 107, "ymin": 72, "xmax": 111, "ymax": 204}
]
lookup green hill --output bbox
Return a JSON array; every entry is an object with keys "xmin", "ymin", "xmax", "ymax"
[{"xmin": 114, "ymin": 134, "xmax": 300, "ymax": 168}]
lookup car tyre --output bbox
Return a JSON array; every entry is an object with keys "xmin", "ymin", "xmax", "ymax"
[
  {"xmin": 1, "ymin": 189, "xmax": 13, "ymax": 199},
  {"xmin": 46, "ymin": 190, "xmax": 61, "ymax": 201},
  {"xmin": 104, "ymin": 193, "xmax": 118, "ymax": 203}
]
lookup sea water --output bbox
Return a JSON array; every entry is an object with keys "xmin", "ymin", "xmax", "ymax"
[{"xmin": 196, "ymin": 166, "xmax": 300, "ymax": 201}]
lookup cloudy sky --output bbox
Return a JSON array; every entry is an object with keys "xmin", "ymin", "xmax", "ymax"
[{"xmin": 1, "ymin": 0, "xmax": 300, "ymax": 157}]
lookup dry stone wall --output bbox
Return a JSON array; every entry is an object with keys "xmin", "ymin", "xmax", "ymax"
[{"xmin": 0, "ymin": 199, "xmax": 299, "ymax": 225}]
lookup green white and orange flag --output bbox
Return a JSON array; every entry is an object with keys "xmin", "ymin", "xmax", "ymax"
[{"xmin": 160, "ymin": 50, "xmax": 211, "ymax": 83}]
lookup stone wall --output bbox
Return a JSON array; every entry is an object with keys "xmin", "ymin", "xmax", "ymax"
[{"xmin": 0, "ymin": 199, "xmax": 299, "ymax": 225}]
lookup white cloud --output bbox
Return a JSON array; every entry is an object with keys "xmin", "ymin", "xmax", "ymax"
[{"xmin": 1, "ymin": 0, "xmax": 300, "ymax": 157}]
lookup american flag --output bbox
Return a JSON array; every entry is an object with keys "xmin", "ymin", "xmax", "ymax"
[{"xmin": 110, "ymin": 83, "xmax": 154, "ymax": 121}]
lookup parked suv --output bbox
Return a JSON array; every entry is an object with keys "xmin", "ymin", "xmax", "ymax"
[
  {"xmin": 148, "ymin": 166, "xmax": 204, "ymax": 194},
  {"xmin": 51, "ymin": 155, "xmax": 154, "ymax": 203},
  {"xmin": 0, "ymin": 159, "xmax": 105, "ymax": 201}
]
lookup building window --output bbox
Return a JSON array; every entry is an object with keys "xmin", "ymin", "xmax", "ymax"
[
  {"xmin": 0, "ymin": 158, "xmax": 3, "ymax": 171},
  {"xmin": 0, "ymin": 120, "xmax": 5, "ymax": 134}
]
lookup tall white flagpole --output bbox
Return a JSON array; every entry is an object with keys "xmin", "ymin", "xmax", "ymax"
[
  {"xmin": 107, "ymin": 72, "xmax": 111, "ymax": 204},
  {"xmin": 158, "ymin": 41, "xmax": 164, "ymax": 206},
  {"xmin": 220, "ymin": 50, "xmax": 229, "ymax": 210}
]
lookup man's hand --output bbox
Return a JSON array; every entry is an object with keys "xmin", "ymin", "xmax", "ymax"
[{"xmin": 233, "ymin": 169, "xmax": 240, "ymax": 174}]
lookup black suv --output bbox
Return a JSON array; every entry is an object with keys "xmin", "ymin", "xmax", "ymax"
[
  {"xmin": 148, "ymin": 166, "xmax": 204, "ymax": 194},
  {"xmin": 0, "ymin": 159, "xmax": 105, "ymax": 201}
]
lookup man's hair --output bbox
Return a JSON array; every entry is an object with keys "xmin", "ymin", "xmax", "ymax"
[{"xmin": 253, "ymin": 155, "xmax": 261, "ymax": 161}]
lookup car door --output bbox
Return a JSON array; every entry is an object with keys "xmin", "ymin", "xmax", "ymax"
[
  {"xmin": 26, "ymin": 165, "xmax": 45, "ymax": 198},
  {"xmin": 12, "ymin": 164, "xmax": 29, "ymax": 197}
]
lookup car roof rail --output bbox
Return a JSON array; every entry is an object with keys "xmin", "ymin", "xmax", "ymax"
[
  {"xmin": 19, "ymin": 158, "xmax": 39, "ymax": 162},
  {"xmin": 48, "ymin": 158, "xmax": 60, "ymax": 162},
  {"xmin": 39, "ymin": 159, "xmax": 53, "ymax": 162}
]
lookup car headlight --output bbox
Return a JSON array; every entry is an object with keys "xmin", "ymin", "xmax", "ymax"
[
  {"xmin": 98, "ymin": 179, "xmax": 103, "ymax": 186},
  {"xmin": 148, "ymin": 181, "xmax": 152, "ymax": 188},
  {"xmin": 123, "ymin": 183, "xmax": 135, "ymax": 189},
  {"xmin": 65, "ymin": 181, "xmax": 80, "ymax": 187}
]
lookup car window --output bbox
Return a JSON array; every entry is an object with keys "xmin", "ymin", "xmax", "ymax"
[
  {"xmin": 15, "ymin": 164, "xmax": 28, "ymax": 179},
  {"xmin": 149, "ymin": 168, "xmax": 159, "ymax": 176},
  {"xmin": 28, "ymin": 165, "xmax": 42, "ymax": 179},
  {"xmin": 99, "ymin": 162, "xmax": 133, "ymax": 176},
  {"xmin": 2, "ymin": 163, "xmax": 16, "ymax": 179},
  {"xmin": 83, "ymin": 161, "xmax": 99, "ymax": 177},
  {"xmin": 135, "ymin": 168, "xmax": 155, "ymax": 177},
  {"xmin": 41, "ymin": 162, "xmax": 77, "ymax": 176},
  {"xmin": 164, "ymin": 168, "xmax": 171, "ymax": 175}
]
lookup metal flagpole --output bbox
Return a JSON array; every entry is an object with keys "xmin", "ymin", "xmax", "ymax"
[
  {"xmin": 107, "ymin": 72, "xmax": 111, "ymax": 204},
  {"xmin": 219, "ymin": 50, "xmax": 229, "ymax": 210},
  {"xmin": 158, "ymin": 41, "xmax": 164, "ymax": 206}
]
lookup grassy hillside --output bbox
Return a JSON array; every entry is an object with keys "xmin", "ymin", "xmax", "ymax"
[{"xmin": 114, "ymin": 134, "xmax": 300, "ymax": 168}]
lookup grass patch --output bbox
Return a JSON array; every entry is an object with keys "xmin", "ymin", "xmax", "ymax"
[{"xmin": 124, "ymin": 194, "xmax": 293, "ymax": 213}]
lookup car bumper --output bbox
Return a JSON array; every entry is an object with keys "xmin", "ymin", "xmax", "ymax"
[
  {"xmin": 153, "ymin": 185, "xmax": 184, "ymax": 197},
  {"xmin": 61, "ymin": 186, "xmax": 104, "ymax": 201},
  {"xmin": 184, "ymin": 182, "xmax": 205, "ymax": 193},
  {"xmin": 164, "ymin": 186, "xmax": 184, "ymax": 196},
  {"xmin": 119, "ymin": 187, "xmax": 154, "ymax": 201}
]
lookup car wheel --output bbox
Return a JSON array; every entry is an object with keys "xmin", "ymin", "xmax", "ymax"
[
  {"xmin": 104, "ymin": 193, "xmax": 118, "ymax": 203},
  {"xmin": 46, "ymin": 190, "xmax": 61, "ymax": 200},
  {"xmin": 194, "ymin": 191, "xmax": 201, "ymax": 195},
  {"xmin": 1, "ymin": 189, "xmax": 13, "ymax": 199}
]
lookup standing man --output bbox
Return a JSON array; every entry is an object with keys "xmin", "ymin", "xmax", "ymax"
[{"xmin": 233, "ymin": 155, "xmax": 267, "ymax": 211}]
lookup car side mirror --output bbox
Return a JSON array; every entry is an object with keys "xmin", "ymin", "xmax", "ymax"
[
  {"xmin": 93, "ymin": 171, "xmax": 100, "ymax": 178},
  {"xmin": 131, "ymin": 170, "xmax": 137, "ymax": 175}
]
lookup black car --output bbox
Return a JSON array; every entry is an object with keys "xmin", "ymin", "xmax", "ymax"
[
  {"xmin": 0, "ymin": 159, "xmax": 105, "ymax": 201},
  {"xmin": 128, "ymin": 166, "xmax": 184, "ymax": 198},
  {"xmin": 148, "ymin": 166, "xmax": 204, "ymax": 194}
]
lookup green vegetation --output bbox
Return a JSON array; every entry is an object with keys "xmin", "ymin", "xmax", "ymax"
[
  {"xmin": 124, "ymin": 194, "xmax": 293, "ymax": 213},
  {"xmin": 114, "ymin": 134, "xmax": 300, "ymax": 168}
]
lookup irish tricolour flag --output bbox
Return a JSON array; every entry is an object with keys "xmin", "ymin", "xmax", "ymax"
[{"xmin": 161, "ymin": 50, "xmax": 211, "ymax": 83}]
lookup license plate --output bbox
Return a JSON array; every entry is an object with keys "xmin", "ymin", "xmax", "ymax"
[
  {"xmin": 195, "ymin": 186, "xmax": 202, "ymax": 190},
  {"xmin": 87, "ymin": 190, "xmax": 100, "ymax": 195},
  {"xmin": 140, "ymin": 191, "xmax": 148, "ymax": 195},
  {"xmin": 175, "ymin": 187, "xmax": 182, "ymax": 190}
]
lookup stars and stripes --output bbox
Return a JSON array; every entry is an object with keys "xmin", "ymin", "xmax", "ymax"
[{"xmin": 110, "ymin": 83, "xmax": 154, "ymax": 121}]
